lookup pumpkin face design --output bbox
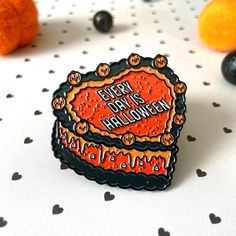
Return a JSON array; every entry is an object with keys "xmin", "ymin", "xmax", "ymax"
[
  {"xmin": 161, "ymin": 133, "xmax": 174, "ymax": 146},
  {"xmin": 154, "ymin": 55, "xmax": 168, "ymax": 68},
  {"xmin": 97, "ymin": 63, "xmax": 110, "ymax": 77},
  {"xmin": 68, "ymin": 71, "xmax": 81, "ymax": 85},
  {"xmin": 122, "ymin": 132, "xmax": 136, "ymax": 146},
  {"xmin": 52, "ymin": 97, "xmax": 66, "ymax": 110},
  {"xmin": 174, "ymin": 114, "xmax": 185, "ymax": 125},
  {"xmin": 128, "ymin": 53, "xmax": 141, "ymax": 66},
  {"xmin": 174, "ymin": 82, "xmax": 187, "ymax": 94},
  {"xmin": 76, "ymin": 121, "xmax": 89, "ymax": 134}
]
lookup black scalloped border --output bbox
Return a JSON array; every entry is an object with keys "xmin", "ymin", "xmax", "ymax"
[
  {"xmin": 52, "ymin": 55, "xmax": 186, "ymax": 151},
  {"xmin": 52, "ymin": 121, "xmax": 179, "ymax": 191}
]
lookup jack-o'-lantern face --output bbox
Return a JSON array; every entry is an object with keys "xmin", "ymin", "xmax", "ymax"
[
  {"xmin": 97, "ymin": 63, "xmax": 110, "ymax": 77},
  {"xmin": 68, "ymin": 71, "xmax": 81, "ymax": 85},
  {"xmin": 128, "ymin": 53, "xmax": 140, "ymax": 66},
  {"xmin": 122, "ymin": 132, "xmax": 136, "ymax": 146},
  {"xmin": 52, "ymin": 97, "xmax": 65, "ymax": 110},
  {"xmin": 76, "ymin": 121, "xmax": 89, "ymax": 134},
  {"xmin": 174, "ymin": 82, "xmax": 187, "ymax": 94},
  {"xmin": 154, "ymin": 54, "xmax": 168, "ymax": 68},
  {"xmin": 161, "ymin": 133, "xmax": 174, "ymax": 146},
  {"xmin": 174, "ymin": 114, "xmax": 185, "ymax": 125}
]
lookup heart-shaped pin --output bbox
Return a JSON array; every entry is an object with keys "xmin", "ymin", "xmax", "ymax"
[
  {"xmin": 52, "ymin": 54, "xmax": 187, "ymax": 190},
  {"xmin": 24, "ymin": 137, "xmax": 33, "ymax": 144},
  {"xmin": 223, "ymin": 127, "xmax": 232, "ymax": 134},
  {"xmin": 158, "ymin": 227, "xmax": 170, "ymax": 236},
  {"xmin": 212, "ymin": 102, "xmax": 220, "ymax": 107},
  {"xmin": 34, "ymin": 110, "xmax": 42, "ymax": 115},
  {"xmin": 6, "ymin": 94, "xmax": 14, "ymax": 98},
  {"xmin": 60, "ymin": 163, "xmax": 69, "ymax": 170},
  {"xmin": 104, "ymin": 191, "xmax": 115, "ymax": 201},
  {"xmin": 209, "ymin": 213, "xmax": 221, "ymax": 224},
  {"xmin": 0, "ymin": 217, "xmax": 7, "ymax": 227},
  {"xmin": 42, "ymin": 88, "xmax": 49, "ymax": 92},
  {"xmin": 12, "ymin": 172, "xmax": 22, "ymax": 181},
  {"xmin": 196, "ymin": 169, "xmax": 207, "ymax": 177},
  {"xmin": 52, "ymin": 204, "xmax": 64, "ymax": 215},
  {"xmin": 187, "ymin": 135, "xmax": 196, "ymax": 142}
]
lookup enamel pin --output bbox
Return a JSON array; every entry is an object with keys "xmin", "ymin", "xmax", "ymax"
[{"xmin": 52, "ymin": 54, "xmax": 186, "ymax": 190}]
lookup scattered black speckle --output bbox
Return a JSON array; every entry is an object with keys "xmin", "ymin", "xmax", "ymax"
[
  {"xmin": 42, "ymin": 88, "xmax": 49, "ymax": 92},
  {"xmin": 179, "ymin": 26, "xmax": 184, "ymax": 30},
  {"xmin": 62, "ymin": 30, "xmax": 68, "ymax": 34},
  {"xmin": 58, "ymin": 41, "xmax": 64, "ymax": 45},
  {"xmin": 25, "ymin": 58, "xmax": 31, "ymax": 62},
  {"xmin": 154, "ymin": 19, "xmax": 159, "ymax": 24},
  {"xmin": 132, "ymin": 22, "xmax": 138, "ymax": 26},
  {"xmin": 87, "ymin": 27, "xmax": 92, "ymax": 31},
  {"xmin": 12, "ymin": 172, "xmax": 22, "ymax": 181},
  {"xmin": 187, "ymin": 135, "xmax": 196, "ymax": 142},
  {"xmin": 110, "ymin": 35, "xmax": 115, "ymax": 39},
  {"xmin": 183, "ymin": 37, "xmax": 189, "ymax": 41},
  {"xmin": 0, "ymin": 217, "xmax": 7, "ymax": 228},
  {"xmin": 31, "ymin": 44, "xmax": 37, "ymax": 48},
  {"xmin": 49, "ymin": 70, "xmax": 55, "ymax": 74},
  {"xmin": 196, "ymin": 64, "xmax": 202, "ymax": 68},
  {"xmin": 84, "ymin": 38, "xmax": 90, "ymax": 42},
  {"xmin": 6, "ymin": 94, "xmax": 14, "ymax": 98},
  {"xmin": 79, "ymin": 65, "xmax": 86, "ymax": 69},
  {"xmin": 109, "ymin": 47, "xmax": 115, "ymax": 51},
  {"xmin": 189, "ymin": 50, "xmax": 195, "ymax": 54},
  {"xmin": 0, "ymin": 118, "xmax": 2, "ymax": 122},
  {"xmin": 135, "ymin": 44, "xmax": 141, "ymax": 48},
  {"xmin": 69, "ymin": 11, "xmax": 73, "ymax": 15},
  {"xmin": 34, "ymin": 110, "xmax": 42, "ymax": 115},
  {"xmin": 16, "ymin": 74, "xmax": 22, "ymax": 79},
  {"xmin": 158, "ymin": 227, "xmax": 170, "ymax": 236},
  {"xmin": 38, "ymin": 32, "xmax": 43, "ymax": 36},
  {"xmin": 54, "ymin": 54, "xmax": 60, "ymax": 58},
  {"xmin": 223, "ymin": 127, "xmax": 232, "ymax": 133},
  {"xmin": 203, "ymin": 81, "xmax": 210, "ymax": 86},
  {"xmin": 82, "ymin": 51, "xmax": 88, "ymax": 54},
  {"xmin": 52, "ymin": 204, "xmax": 64, "ymax": 214},
  {"xmin": 209, "ymin": 213, "xmax": 221, "ymax": 224},
  {"xmin": 133, "ymin": 32, "xmax": 139, "ymax": 36},
  {"xmin": 47, "ymin": 14, "xmax": 52, "ymax": 17},
  {"xmin": 160, "ymin": 40, "xmax": 166, "ymax": 44},
  {"xmin": 196, "ymin": 169, "xmax": 207, "ymax": 177},
  {"xmin": 212, "ymin": 102, "xmax": 220, "ymax": 107},
  {"xmin": 24, "ymin": 137, "xmax": 33, "ymax": 144},
  {"xmin": 42, "ymin": 22, "xmax": 47, "ymax": 26},
  {"xmin": 104, "ymin": 191, "xmax": 115, "ymax": 201},
  {"xmin": 65, "ymin": 20, "xmax": 71, "ymax": 24},
  {"xmin": 60, "ymin": 163, "xmax": 69, "ymax": 170}
]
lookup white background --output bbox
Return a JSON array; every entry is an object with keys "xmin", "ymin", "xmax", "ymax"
[{"xmin": 0, "ymin": 0, "xmax": 236, "ymax": 235}]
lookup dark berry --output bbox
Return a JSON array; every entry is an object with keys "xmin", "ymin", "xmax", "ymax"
[
  {"xmin": 221, "ymin": 50, "xmax": 236, "ymax": 85},
  {"xmin": 93, "ymin": 11, "xmax": 113, "ymax": 33}
]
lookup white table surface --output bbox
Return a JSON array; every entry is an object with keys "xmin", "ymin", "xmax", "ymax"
[{"xmin": 0, "ymin": 0, "xmax": 236, "ymax": 235}]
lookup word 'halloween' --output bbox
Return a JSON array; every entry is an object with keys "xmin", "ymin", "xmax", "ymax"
[{"xmin": 97, "ymin": 81, "xmax": 171, "ymax": 131}]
